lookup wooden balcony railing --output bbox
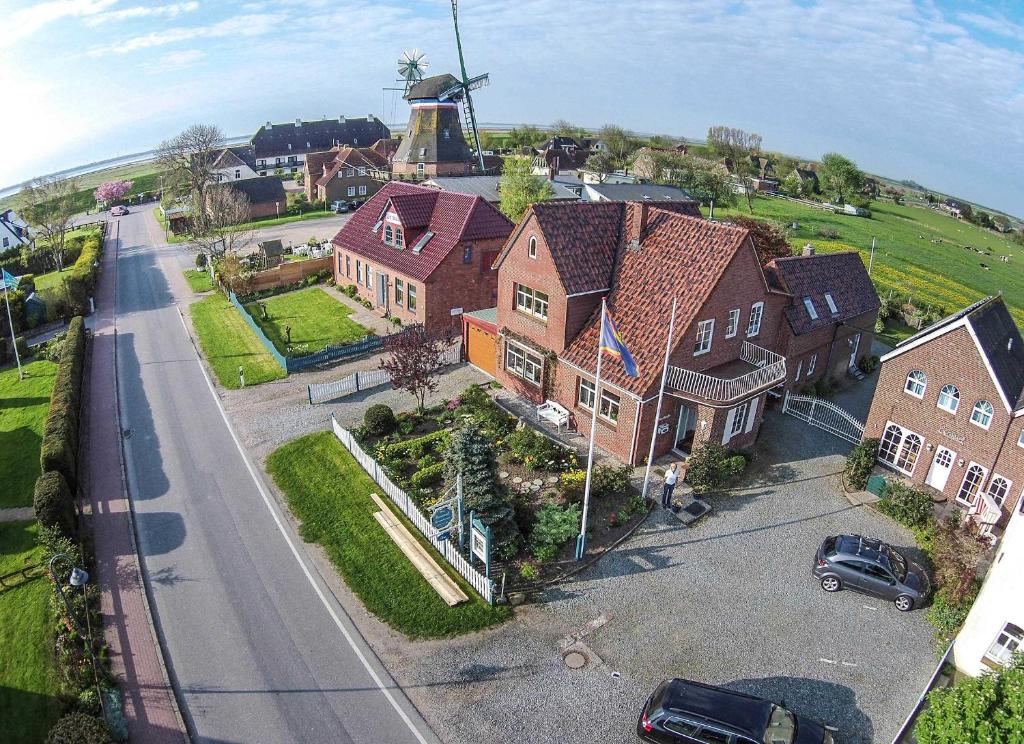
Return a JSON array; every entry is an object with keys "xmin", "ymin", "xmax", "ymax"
[{"xmin": 666, "ymin": 342, "xmax": 786, "ymax": 404}]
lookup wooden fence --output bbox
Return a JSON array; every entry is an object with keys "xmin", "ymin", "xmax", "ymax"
[
  {"xmin": 331, "ymin": 417, "xmax": 495, "ymax": 604},
  {"xmin": 308, "ymin": 343, "xmax": 462, "ymax": 404},
  {"xmin": 248, "ymin": 256, "xmax": 332, "ymax": 292}
]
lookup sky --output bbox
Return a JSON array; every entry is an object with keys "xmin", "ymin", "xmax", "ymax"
[{"xmin": 0, "ymin": 0, "xmax": 1022, "ymax": 216}]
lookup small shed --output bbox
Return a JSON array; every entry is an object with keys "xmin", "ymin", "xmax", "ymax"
[
  {"xmin": 258, "ymin": 239, "xmax": 284, "ymax": 268},
  {"xmin": 462, "ymin": 307, "xmax": 497, "ymax": 377}
]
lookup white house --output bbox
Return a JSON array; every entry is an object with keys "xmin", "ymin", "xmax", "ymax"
[
  {"xmin": 211, "ymin": 147, "xmax": 259, "ymax": 183},
  {"xmin": 0, "ymin": 210, "xmax": 32, "ymax": 250},
  {"xmin": 953, "ymin": 504, "xmax": 1024, "ymax": 675},
  {"xmin": 249, "ymin": 116, "xmax": 391, "ymax": 176}
]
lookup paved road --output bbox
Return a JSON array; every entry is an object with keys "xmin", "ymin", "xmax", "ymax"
[{"xmin": 112, "ymin": 210, "xmax": 439, "ymax": 744}]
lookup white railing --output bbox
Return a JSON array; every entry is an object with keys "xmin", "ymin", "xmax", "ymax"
[
  {"xmin": 782, "ymin": 391, "xmax": 865, "ymax": 445},
  {"xmin": 666, "ymin": 342, "xmax": 786, "ymax": 403},
  {"xmin": 331, "ymin": 417, "xmax": 494, "ymax": 604},
  {"xmin": 309, "ymin": 343, "xmax": 461, "ymax": 405}
]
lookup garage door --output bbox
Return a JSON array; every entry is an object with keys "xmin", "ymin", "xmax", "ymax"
[{"xmin": 467, "ymin": 324, "xmax": 497, "ymax": 376}]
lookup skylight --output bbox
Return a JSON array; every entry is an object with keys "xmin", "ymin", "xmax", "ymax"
[
  {"xmin": 803, "ymin": 297, "xmax": 818, "ymax": 320},
  {"xmin": 824, "ymin": 292, "xmax": 838, "ymax": 314},
  {"xmin": 412, "ymin": 231, "xmax": 435, "ymax": 253}
]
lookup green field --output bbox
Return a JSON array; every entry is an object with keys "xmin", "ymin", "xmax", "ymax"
[
  {"xmin": 714, "ymin": 196, "xmax": 1024, "ymax": 325},
  {"xmin": 0, "ymin": 359, "xmax": 57, "ymax": 509},
  {"xmin": 267, "ymin": 432, "xmax": 511, "ymax": 638},
  {"xmin": 183, "ymin": 269, "xmax": 214, "ymax": 293},
  {"xmin": 0, "ymin": 521, "xmax": 65, "ymax": 744},
  {"xmin": 32, "ymin": 270, "xmax": 64, "ymax": 291},
  {"xmin": 245, "ymin": 287, "xmax": 368, "ymax": 357},
  {"xmin": 0, "ymin": 161, "xmax": 162, "ymax": 214},
  {"xmin": 189, "ymin": 294, "xmax": 286, "ymax": 388}
]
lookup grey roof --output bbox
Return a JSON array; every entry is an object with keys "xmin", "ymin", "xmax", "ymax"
[
  {"xmin": 213, "ymin": 146, "xmax": 257, "ymax": 171},
  {"xmin": 584, "ymin": 183, "xmax": 696, "ymax": 203},
  {"xmin": 464, "ymin": 307, "xmax": 497, "ymax": 324},
  {"xmin": 405, "ymin": 73, "xmax": 462, "ymax": 100},
  {"xmin": 425, "ymin": 175, "xmax": 579, "ymax": 203},
  {"xmin": 251, "ymin": 117, "xmax": 391, "ymax": 160},
  {"xmin": 258, "ymin": 239, "xmax": 284, "ymax": 257},
  {"xmin": 225, "ymin": 176, "xmax": 285, "ymax": 205}
]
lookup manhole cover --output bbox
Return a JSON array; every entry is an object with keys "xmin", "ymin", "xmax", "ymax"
[
  {"xmin": 683, "ymin": 502, "xmax": 705, "ymax": 516},
  {"xmin": 563, "ymin": 650, "xmax": 587, "ymax": 669}
]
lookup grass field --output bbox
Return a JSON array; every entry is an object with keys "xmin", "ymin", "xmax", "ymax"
[
  {"xmin": 184, "ymin": 269, "xmax": 214, "ymax": 293},
  {"xmin": 267, "ymin": 432, "xmax": 512, "ymax": 638},
  {"xmin": 32, "ymin": 270, "xmax": 64, "ymax": 290},
  {"xmin": 0, "ymin": 359, "xmax": 57, "ymax": 509},
  {"xmin": 0, "ymin": 521, "xmax": 65, "ymax": 744},
  {"xmin": 189, "ymin": 294, "xmax": 286, "ymax": 388},
  {"xmin": 245, "ymin": 287, "xmax": 368, "ymax": 357},
  {"xmin": 714, "ymin": 196, "xmax": 1024, "ymax": 325}
]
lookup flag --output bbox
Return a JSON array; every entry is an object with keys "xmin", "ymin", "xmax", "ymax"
[
  {"xmin": 600, "ymin": 306, "xmax": 638, "ymax": 377},
  {"xmin": 0, "ymin": 269, "xmax": 18, "ymax": 291}
]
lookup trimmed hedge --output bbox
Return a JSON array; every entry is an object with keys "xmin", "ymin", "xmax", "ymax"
[
  {"xmin": 65, "ymin": 235, "xmax": 102, "ymax": 315},
  {"xmin": 364, "ymin": 404, "xmax": 397, "ymax": 436},
  {"xmin": 45, "ymin": 713, "xmax": 113, "ymax": 744},
  {"xmin": 40, "ymin": 316, "xmax": 86, "ymax": 489},
  {"xmin": 378, "ymin": 429, "xmax": 449, "ymax": 459},
  {"xmin": 409, "ymin": 462, "xmax": 445, "ymax": 489},
  {"xmin": 33, "ymin": 470, "xmax": 76, "ymax": 538}
]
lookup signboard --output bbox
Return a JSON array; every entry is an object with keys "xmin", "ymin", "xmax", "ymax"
[
  {"xmin": 450, "ymin": 307, "xmax": 463, "ymax": 316},
  {"xmin": 469, "ymin": 511, "xmax": 492, "ymax": 578},
  {"xmin": 656, "ymin": 423, "xmax": 670, "ymax": 435},
  {"xmin": 429, "ymin": 500, "xmax": 457, "ymax": 540},
  {"xmin": 385, "ymin": 211, "xmax": 402, "ymax": 225},
  {"xmin": 471, "ymin": 528, "xmax": 487, "ymax": 561}
]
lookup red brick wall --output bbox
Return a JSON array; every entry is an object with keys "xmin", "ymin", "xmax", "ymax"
[
  {"xmin": 551, "ymin": 362, "xmax": 641, "ymax": 463},
  {"xmin": 247, "ymin": 200, "xmax": 285, "ymax": 221},
  {"xmin": 864, "ymin": 326, "xmax": 1024, "ymax": 521},
  {"xmin": 780, "ymin": 309, "xmax": 878, "ymax": 389},
  {"xmin": 392, "ymin": 161, "xmax": 473, "ymax": 177}
]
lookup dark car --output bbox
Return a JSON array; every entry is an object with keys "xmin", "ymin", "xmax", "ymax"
[
  {"xmin": 637, "ymin": 678, "xmax": 834, "ymax": 744},
  {"xmin": 813, "ymin": 534, "xmax": 930, "ymax": 611}
]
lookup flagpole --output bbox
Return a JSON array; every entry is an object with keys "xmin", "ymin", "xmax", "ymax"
[
  {"xmin": 3, "ymin": 278, "xmax": 22, "ymax": 380},
  {"xmin": 641, "ymin": 297, "xmax": 676, "ymax": 502},
  {"xmin": 576, "ymin": 298, "xmax": 606, "ymax": 560}
]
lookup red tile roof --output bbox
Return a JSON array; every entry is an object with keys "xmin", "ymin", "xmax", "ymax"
[
  {"xmin": 316, "ymin": 146, "xmax": 389, "ymax": 187},
  {"xmin": 331, "ymin": 182, "xmax": 513, "ymax": 282},
  {"xmin": 768, "ymin": 252, "xmax": 880, "ymax": 335},
  {"xmin": 561, "ymin": 207, "xmax": 755, "ymax": 395},
  {"xmin": 387, "ymin": 191, "xmax": 438, "ymax": 228}
]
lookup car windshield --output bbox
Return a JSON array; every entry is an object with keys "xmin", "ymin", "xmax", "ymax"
[
  {"xmin": 763, "ymin": 705, "xmax": 795, "ymax": 744},
  {"xmin": 885, "ymin": 547, "xmax": 908, "ymax": 581}
]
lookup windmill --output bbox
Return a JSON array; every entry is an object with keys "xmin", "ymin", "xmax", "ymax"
[
  {"xmin": 447, "ymin": 0, "xmax": 487, "ymax": 172},
  {"xmin": 398, "ymin": 49, "xmax": 428, "ymax": 92}
]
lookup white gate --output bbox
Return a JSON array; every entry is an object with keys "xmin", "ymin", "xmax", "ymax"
[{"xmin": 782, "ymin": 391, "xmax": 864, "ymax": 445}]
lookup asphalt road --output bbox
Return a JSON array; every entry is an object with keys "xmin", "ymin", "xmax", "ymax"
[{"xmin": 112, "ymin": 209, "xmax": 439, "ymax": 744}]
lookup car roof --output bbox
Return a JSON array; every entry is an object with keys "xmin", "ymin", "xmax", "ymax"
[
  {"xmin": 833, "ymin": 534, "xmax": 892, "ymax": 564},
  {"xmin": 662, "ymin": 679, "xmax": 772, "ymax": 738}
]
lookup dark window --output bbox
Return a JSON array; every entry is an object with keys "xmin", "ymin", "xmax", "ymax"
[
  {"xmin": 836, "ymin": 560, "xmax": 866, "ymax": 574},
  {"xmin": 463, "ymin": 245, "xmax": 473, "ymax": 264},
  {"xmin": 663, "ymin": 718, "xmax": 700, "ymax": 737},
  {"xmin": 865, "ymin": 565, "xmax": 894, "ymax": 582},
  {"xmin": 695, "ymin": 728, "xmax": 731, "ymax": 744}
]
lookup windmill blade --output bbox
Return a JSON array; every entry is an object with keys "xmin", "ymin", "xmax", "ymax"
[
  {"xmin": 398, "ymin": 49, "xmax": 428, "ymax": 84},
  {"xmin": 465, "ymin": 73, "xmax": 489, "ymax": 92}
]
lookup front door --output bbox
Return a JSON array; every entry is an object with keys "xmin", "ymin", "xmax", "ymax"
[
  {"xmin": 674, "ymin": 404, "xmax": 696, "ymax": 455},
  {"xmin": 925, "ymin": 447, "xmax": 955, "ymax": 491},
  {"xmin": 376, "ymin": 272, "xmax": 389, "ymax": 310},
  {"xmin": 849, "ymin": 333, "xmax": 861, "ymax": 369}
]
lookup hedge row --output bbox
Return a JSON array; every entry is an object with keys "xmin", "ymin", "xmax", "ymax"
[
  {"xmin": 33, "ymin": 470, "xmax": 76, "ymax": 537},
  {"xmin": 39, "ymin": 316, "xmax": 86, "ymax": 495},
  {"xmin": 409, "ymin": 462, "xmax": 445, "ymax": 489},
  {"xmin": 65, "ymin": 236, "xmax": 102, "ymax": 315},
  {"xmin": 378, "ymin": 429, "xmax": 449, "ymax": 459}
]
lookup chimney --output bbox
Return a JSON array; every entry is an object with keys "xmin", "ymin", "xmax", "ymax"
[
  {"xmin": 339, "ymin": 115, "xmax": 346, "ymax": 123},
  {"xmin": 802, "ymin": 243, "xmax": 815, "ymax": 256},
  {"xmin": 266, "ymin": 121, "xmax": 272, "ymax": 129},
  {"xmin": 548, "ymin": 164, "xmax": 556, "ymax": 182},
  {"xmin": 367, "ymin": 114, "xmax": 375, "ymax": 121},
  {"xmin": 295, "ymin": 118, "xmax": 302, "ymax": 127},
  {"xmin": 626, "ymin": 202, "xmax": 650, "ymax": 248},
  {"xmin": 639, "ymin": 202, "xmax": 650, "ymax": 236}
]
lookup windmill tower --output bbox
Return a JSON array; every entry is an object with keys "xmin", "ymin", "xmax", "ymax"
[{"xmin": 391, "ymin": 1, "xmax": 489, "ymax": 178}]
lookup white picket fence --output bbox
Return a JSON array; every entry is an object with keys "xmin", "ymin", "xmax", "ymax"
[
  {"xmin": 308, "ymin": 342, "xmax": 462, "ymax": 405},
  {"xmin": 782, "ymin": 391, "xmax": 865, "ymax": 444},
  {"xmin": 330, "ymin": 417, "xmax": 494, "ymax": 604}
]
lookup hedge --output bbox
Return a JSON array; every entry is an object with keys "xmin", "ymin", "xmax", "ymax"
[
  {"xmin": 40, "ymin": 316, "xmax": 86, "ymax": 489},
  {"xmin": 64, "ymin": 236, "xmax": 102, "ymax": 315},
  {"xmin": 33, "ymin": 470, "xmax": 76, "ymax": 538},
  {"xmin": 410, "ymin": 462, "xmax": 445, "ymax": 489},
  {"xmin": 378, "ymin": 429, "xmax": 449, "ymax": 459},
  {"xmin": 45, "ymin": 713, "xmax": 113, "ymax": 744}
]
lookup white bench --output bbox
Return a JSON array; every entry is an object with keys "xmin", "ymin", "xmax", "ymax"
[{"xmin": 537, "ymin": 400, "xmax": 570, "ymax": 432}]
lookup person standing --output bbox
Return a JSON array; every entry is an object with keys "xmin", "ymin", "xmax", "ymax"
[{"xmin": 662, "ymin": 463, "xmax": 679, "ymax": 509}]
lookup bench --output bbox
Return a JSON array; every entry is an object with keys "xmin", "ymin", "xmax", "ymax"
[{"xmin": 537, "ymin": 400, "xmax": 570, "ymax": 432}]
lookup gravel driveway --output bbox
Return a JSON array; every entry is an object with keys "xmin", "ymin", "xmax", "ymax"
[{"xmin": 376, "ymin": 400, "xmax": 935, "ymax": 744}]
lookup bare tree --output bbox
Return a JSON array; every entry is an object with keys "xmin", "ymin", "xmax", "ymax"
[
  {"xmin": 19, "ymin": 175, "xmax": 80, "ymax": 271},
  {"xmin": 707, "ymin": 125, "xmax": 763, "ymax": 213},
  {"xmin": 596, "ymin": 124, "xmax": 639, "ymax": 168},
  {"xmin": 156, "ymin": 123, "xmax": 224, "ymax": 205},
  {"xmin": 189, "ymin": 185, "xmax": 256, "ymax": 260}
]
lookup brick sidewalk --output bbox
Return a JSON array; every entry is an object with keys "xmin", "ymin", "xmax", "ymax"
[{"xmin": 84, "ymin": 219, "xmax": 188, "ymax": 743}]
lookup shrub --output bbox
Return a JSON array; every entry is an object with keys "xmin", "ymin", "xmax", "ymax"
[
  {"xmin": 45, "ymin": 333, "xmax": 67, "ymax": 363},
  {"xmin": 40, "ymin": 316, "xmax": 86, "ymax": 488},
  {"xmin": 343, "ymin": 284, "xmax": 358, "ymax": 298},
  {"xmin": 858, "ymin": 354, "xmax": 879, "ymax": 374},
  {"xmin": 812, "ymin": 377, "xmax": 834, "ymax": 397},
  {"xmin": 14, "ymin": 335, "xmax": 28, "ymax": 359},
  {"xmin": 844, "ymin": 438, "xmax": 878, "ymax": 490},
  {"xmin": 932, "ymin": 515, "xmax": 986, "ymax": 606},
  {"xmin": 817, "ymin": 227, "xmax": 840, "ymax": 239},
  {"xmin": 390, "ymin": 316, "xmax": 402, "ymax": 326},
  {"xmin": 873, "ymin": 317, "xmax": 885, "ymax": 334},
  {"xmin": 76, "ymin": 688, "xmax": 102, "ymax": 715},
  {"xmin": 64, "ymin": 236, "xmax": 102, "ymax": 315},
  {"xmin": 45, "ymin": 713, "xmax": 113, "ymax": 744},
  {"xmin": 519, "ymin": 562, "xmax": 539, "ymax": 581},
  {"xmin": 361, "ymin": 299, "xmax": 373, "ymax": 309},
  {"xmin": 684, "ymin": 442, "xmax": 746, "ymax": 494},
  {"xmin": 410, "ymin": 462, "xmax": 445, "ymax": 489},
  {"xmin": 591, "ymin": 464, "xmax": 632, "ymax": 498},
  {"xmin": 720, "ymin": 455, "xmax": 746, "ymax": 480},
  {"xmin": 557, "ymin": 469, "xmax": 587, "ymax": 504},
  {"xmin": 379, "ymin": 429, "xmax": 448, "ymax": 459},
  {"xmin": 33, "ymin": 471, "xmax": 77, "ymax": 538},
  {"xmin": 879, "ymin": 480, "xmax": 933, "ymax": 529},
  {"xmin": 927, "ymin": 585, "xmax": 977, "ymax": 645},
  {"xmin": 195, "ymin": 252, "xmax": 208, "ymax": 269},
  {"xmin": 364, "ymin": 404, "xmax": 397, "ymax": 436},
  {"xmin": 504, "ymin": 426, "xmax": 574, "ymax": 471},
  {"xmin": 530, "ymin": 503, "xmax": 580, "ymax": 562}
]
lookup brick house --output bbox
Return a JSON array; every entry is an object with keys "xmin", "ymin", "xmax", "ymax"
[
  {"xmin": 490, "ymin": 201, "xmax": 791, "ymax": 465},
  {"xmin": 331, "ymin": 182, "xmax": 513, "ymax": 333},
  {"xmin": 215, "ymin": 177, "xmax": 286, "ymax": 221},
  {"xmin": 864, "ymin": 296, "xmax": 1024, "ymax": 532},
  {"xmin": 765, "ymin": 249, "xmax": 880, "ymax": 390},
  {"xmin": 304, "ymin": 146, "xmax": 390, "ymax": 205}
]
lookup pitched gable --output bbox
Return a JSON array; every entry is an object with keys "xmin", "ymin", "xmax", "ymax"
[{"xmin": 771, "ymin": 252, "xmax": 881, "ymax": 335}]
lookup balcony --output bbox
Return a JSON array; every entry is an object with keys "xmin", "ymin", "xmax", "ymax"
[{"xmin": 666, "ymin": 342, "xmax": 787, "ymax": 405}]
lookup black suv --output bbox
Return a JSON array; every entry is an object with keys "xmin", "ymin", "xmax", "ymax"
[
  {"xmin": 813, "ymin": 534, "xmax": 930, "ymax": 611},
  {"xmin": 638, "ymin": 678, "xmax": 834, "ymax": 744}
]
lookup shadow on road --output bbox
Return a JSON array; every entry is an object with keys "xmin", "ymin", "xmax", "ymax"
[
  {"xmin": 117, "ymin": 332, "xmax": 171, "ymax": 502},
  {"xmin": 133, "ymin": 512, "xmax": 186, "ymax": 555}
]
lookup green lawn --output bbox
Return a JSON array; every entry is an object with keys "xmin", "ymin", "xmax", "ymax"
[
  {"xmin": 713, "ymin": 196, "xmax": 1024, "ymax": 325},
  {"xmin": 267, "ymin": 432, "xmax": 511, "ymax": 638},
  {"xmin": 184, "ymin": 269, "xmax": 214, "ymax": 293},
  {"xmin": 0, "ymin": 520, "xmax": 65, "ymax": 744},
  {"xmin": 189, "ymin": 294, "xmax": 286, "ymax": 388},
  {"xmin": 32, "ymin": 270, "xmax": 65, "ymax": 291},
  {"xmin": 0, "ymin": 359, "xmax": 57, "ymax": 509},
  {"xmin": 232, "ymin": 209, "xmax": 334, "ymax": 231},
  {"xmin": 244, "ymin": 287, "xmax": 368, "ymax": 357}
]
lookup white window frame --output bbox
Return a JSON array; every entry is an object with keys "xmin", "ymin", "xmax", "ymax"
[
  {"xmin": 904, "ymin": 370, "xmax": 927, "ymax": 398},
  {"xmin": 988, "ymin": 474, "xmax": 1011, "ymax": 507},
  {"xmin": 416, "ymin": 162, "xmax": 425, "ymax": 178},
  {"xmin": 937, "ymin": 384, "xmax": 960, "ymax": 414},
  {"xmin": 693, "ymin": 319, "xmax": 714, "ymax": 356},
  {"xmin": 1018, "ymin": 429, "xmax": 1024, "ymax": 448},
  {"xmin": 971, "ymin": 400, "xmax": 994, "ymax": 430},
  {"xmin": 365, "ymin": 264, "xmax": 373, "ymax": 289},
  {"xmin": 795, "ymin": 359, "xmax": 802, "ymax": 380},
  {"xmin": 824, "ymin": 293, "xmax": 838, "ymax": 314},
  {"xmin": 985, "ymin": 623, "xmax": 1023, "ymax": 667},
  {"xmin": 344, "ymin": 168, "xmax": 355, "ymax": 178},
  {"xmin": 347, "ymin": 186, "xmax": 356, "ymax": 197},
  {"xmin": 725, "ymin": 308, "xmax": 739, "ymax": 338},
  {"xmin": 505, "ymin": 341, "xmax": 542, "ymax": 385},
  {"xmin": 394, "ymin": 278, "xmax": 404, "ymax": 306},
  {"xmin": 357, "ymin": 167, "xmax": 366, "ymax": 176},
  {"xmin": 394, "ymin": 227, "xmax": 404, "ymax": 249},
  {"xmin": 358, "ymin": 185, "xmax": 367, "ymax": 196},
  {"xmin": 407, "ymin": 283, "xmax": 417, "ymax": 311},
  {"xmin": 578, "ymin": 378, "xmax": 596, "ymax": 410},
  {"xmin": 355, "ymin": 260, "xmax": 363, "ymax": 284},
  {"xmin": 803, "ymin": 297, "xmax": 818, "ymax": 320},
  {"xmin": 730, "ymin": 401, "xmax": 750, "ymax": 436},
  {"xmin": 528, "ymin": 236, "xmax": 538, "ymax": 258},
  {"xmin": 514, "ymin": 284, "xmax": 548, "ymax": 320},
  {"xmin": 878, "ymin": 421, "xmax": 924, "ymax": 476},
  {"xmin": 746, "ymin": 301, "xmax": 763, "ymax": 337},
  {"xmin": 598, "ymin": 390, "xmax": 620, "ymax": 423},
  {"xmin": 384, "ymin": 224, "xmax": 393, "ymax": 244},
  {"xmin": 956, "ymin": 462, "xmax": 988, "ymax": 506},
  {"xmin": 807, "ymin": 354, "xmax": 817, "ymax": 377}
]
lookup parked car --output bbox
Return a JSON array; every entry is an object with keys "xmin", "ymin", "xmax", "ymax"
[
  {"xmin": 330, "ymin": 200, "xmax": 349, "ymax": 213},
  {"xmin": 637, "ymin": 678, "xmax": 834, "ymax": 743},
  {"xmin": 348, "ymin": 199, "xmax": 364, "ymax": 209},
  {"xmin": 110, "ymin": 205, "xmax": 129, "ymax": 216},
  {"xmin": 813, "ymin": 534, "xmax": 929, "ymax": 611}
]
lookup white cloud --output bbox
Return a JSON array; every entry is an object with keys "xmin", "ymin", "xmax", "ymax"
[
  {"xmin": 84, "ymin": 1, "xmax": 200, "ymax": 27},
  {"xmin": 957, "ymin": 11, "xmax": 1024, "ymax": 41},
  {"xmin": 87, "ymin": 12, "xmax": 286, "ymax": 55},
  {"xmin": 7, "ymin": 0, "xmax": 116, "ymax": 43},
  {"xmin": 147, "ymin": 48, "xmax": 205, "ymax": 71}
]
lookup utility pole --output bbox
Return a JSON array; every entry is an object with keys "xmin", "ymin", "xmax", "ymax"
[{"xmin": 868, "ymin": 236, "xmax": 876, "ymax": 275}]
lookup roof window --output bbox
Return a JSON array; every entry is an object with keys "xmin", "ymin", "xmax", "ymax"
[
  {"xmin": 824, "ymin": 293, "xmax": 838, "ymax": 314},
  {"xmin": 412, "ymin": 231, "xmax": 435, "ymax": 253},
  {"xmin": 803, "ymin": 297, "xmax": 818, "ymax": 320}
]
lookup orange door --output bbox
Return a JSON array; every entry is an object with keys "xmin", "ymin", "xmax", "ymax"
[{"xmin": 467, "ymin": 325, "xmax": 497, "ymax": 376}]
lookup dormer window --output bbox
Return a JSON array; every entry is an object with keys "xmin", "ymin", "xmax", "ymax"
[
  {"xmin": 394, "ymin": 227, "xmax": 404, "ymax": 248},
  {"xmin": 824, "ymin": 293, "xmax": 838, "ymax": 314},
  {"xmin": 419, "ymin": 147, "xmax": 427, "ymax": 157},
  {"xmin": 384, "ymin": 224, "xmax": 393, "ymax": 243},
  {"xmin": 803, "ymin": 297, "xmax": 818, "ymax": 320}
]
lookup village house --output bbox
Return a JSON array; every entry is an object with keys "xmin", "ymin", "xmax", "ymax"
[
  {"xmin": 421, "ymin": 174, "xmax": 579, "ymax": 204},
  {"xmin": 303, "ymin": 146, "xmax": 390, "ymax": 205},
  {"xmin": 331, "ymin": 182, "xmax": 513, "ymax": 333},
  {"xmin": 793, "ymin": 167, "xmax": 820, "ymax": 194},
  {"xmin": 217, "ymin": 177, "xmax": 286, "ymax": 221},
  {"xmin": 250, "ymin": 115, "xmax": 390, "ymax": 176},
  {"xmin": 628, "ymin": 145, "xmax": 689, "ymax": 182},
  {"xmin": 488, "ymin": 201, "xmax": 792, "ymax": 465},
  {"xmin": 0, "ymin": 209, "xmax": 32, "ymax": 250},
  {"xmin": 864, "ymin": 296, "xmax": 1024, "ymax": 532},
  {"xmin": 211, "ymin": 146, "xmax": 259, "ymax": 183}
]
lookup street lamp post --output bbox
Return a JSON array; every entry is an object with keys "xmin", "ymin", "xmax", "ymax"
[{"xmin": 48, "ymin": 553, "xmax": 105, "ymax": 715}]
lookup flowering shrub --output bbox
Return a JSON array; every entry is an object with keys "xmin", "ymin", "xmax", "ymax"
[{"xmin": 93, "ymin": 179, "xmax": 132, "ymax": 204}]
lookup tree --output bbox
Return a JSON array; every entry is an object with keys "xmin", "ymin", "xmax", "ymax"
[
  {"xmin": 914, "ymin": 654, "xmax": 1024, "ymax": 744},
  {"xmin": 505, "ymin": 125, "xmax": 544, "ymax": 150},
  {"xmin": 19, "ymin": 175, "xmax": 80, "ymax": 271},
  {"xmin": 596, "ymin": 124, "xmax": 639, "ymax": 169},
  {"xmin": 188, "ymin": 184, "xmax": 255, "ymax": 260},
  {"xmin": 379, "ymin": 324, "xmax": 450, "ymax": 412},
  {"xmin": 156, "ymin": 123, "xmax": 224, "ymax": 206},
  {"xmin": 706, "ymin": 125, "xmax": 763, "ymax": 213},
  {"xmin": 93, "ymin": 180, "xmax": 133, "ymax": 204},
  {"xmin": 652, "ymin": 153, "xmax": 735, "ymax": 207},
  {"xmin": 818, "ymin": 152, "xmax": 864, "ymax": 204},
  {"xmin": 780, "ymin": 170, "xmax": 805, "ymax": 198},
  {"xmin": 974, "ymin": 211, "xmax": 993, "ymax": 229},
  {"xmin": 726, "ymin": 217, "xmax": 793, "ymax": 265},
  {"xmin": 550, "ymin": 119, "xmax": 589, "ymax": 142},
  {"xmin": 583, "ymin": 151, "xmax": 617, "ymax": 179},
  {"xmin": 499, "ymin": 155, "xmax": 553, "ymax": 222},
  {"xmin": 992, "ymin": 214, "xmax": 1011, "ymax": 232}
]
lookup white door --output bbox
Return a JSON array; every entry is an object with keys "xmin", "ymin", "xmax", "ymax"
[
  {"xmin": 849, "ymin": 333, "xmax": 861, "ymax": 369},
  {"xmin": 925, "ymin": 446, "xmax": 955, "ymax": 491}
]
